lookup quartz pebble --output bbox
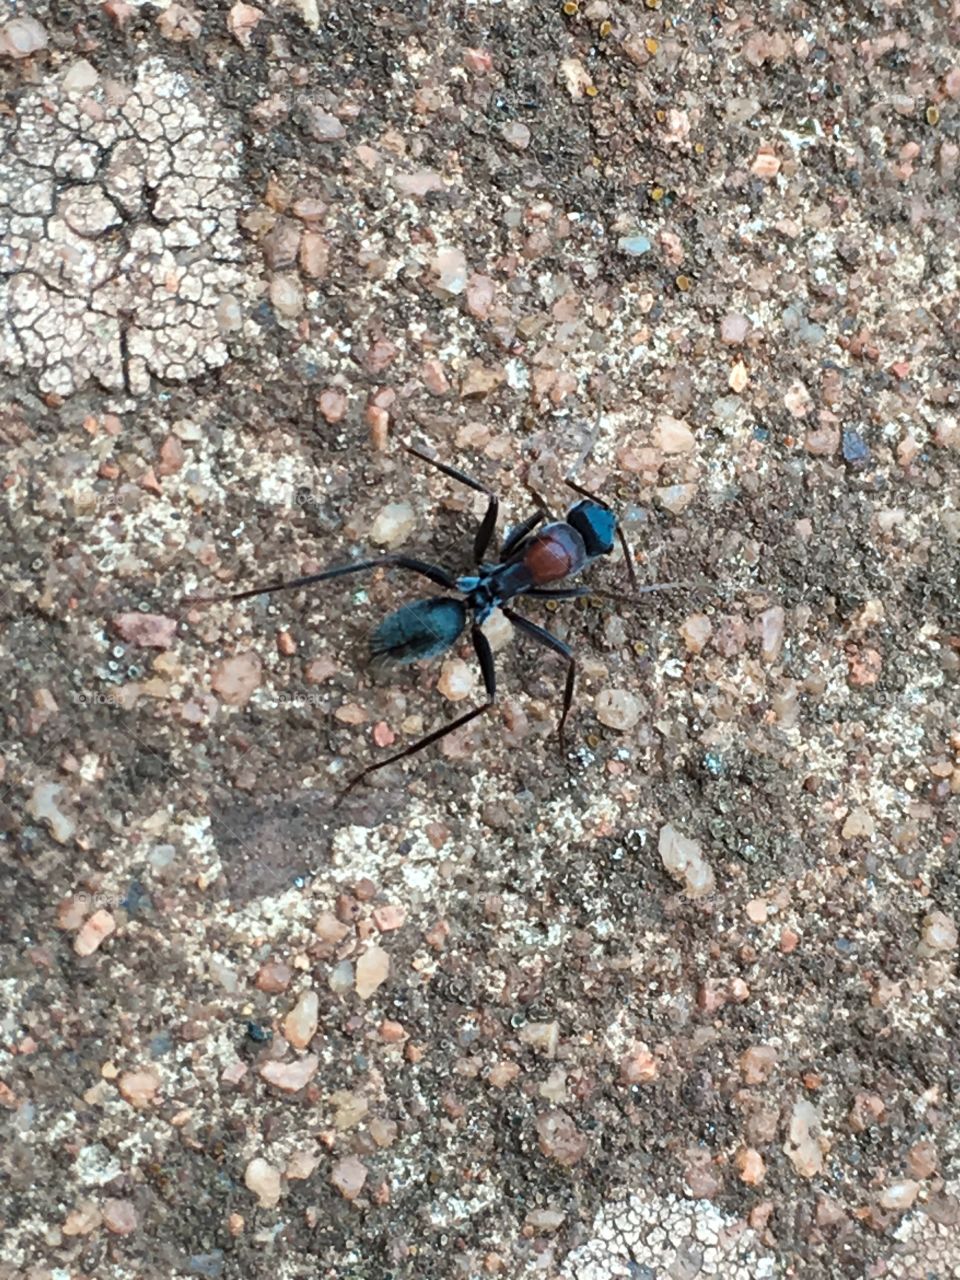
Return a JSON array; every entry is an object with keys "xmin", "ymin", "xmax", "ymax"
[
  {"xmin": 595, "ymin": 688, "xmax": 642, "ymax": 731},
  {"xmin": 720, "ymin": 312, "xmax": 750, "ymax": 344},
  {"xmin": 619, "ymin": 1043, "xmax": 658, "ymax": 1084},
  {"xmin": 736, "ymin": 1148, "xmax": 766, "ymax": 1186},
  {"xmin": 784, "ymin": 1099, "xmax": 826, "ymax": 1177},
  {"xmin": 331, "ymin": 1155, "xmax": 367, "ymax": 1200},
  {"xmin": 536, "ymin": 1110, "xmax": 587, "ymax": 1166},
  {"xmin": 658, "ymin": 824, "xmax": 715, "ymax": 899},
  {"xmin": 259, "ymin": 1055, "xmax": 319, "ymax": 1093},
  {"xmin": 304, "ymin": 108, "xmax": 346, "ymax": 141},
  {"xmin": 653, "ymin": 414, "xmax": 695, "ymax": 454},
  {"xmin": 920, "ymin": 911, "xmax": 958, "ymax": 954},
  {"xmin": 519, "ymin": 1021, "xmax": 559, "ymax": 1057},
  {"xmin": 431, "ymin": 246, "xmax": 468, "ymax": 296},
  {"xmin": 758, "ymin": 605, "xmax": 785, "ymax": 663},
  {"xmin": 211, "ymin": 653, "xmax": 262, "ymax": 706},
  {"xmin": 75, "ymin": 909, "xmax": 116, "ymax": 956},
  {"xmin": 501, "ymin": 122, "xmax": 530, "ymax": 149},
  {"xmin": 118, "ymin": 1069, "xmax": 160, "ymax": 1108},
  {"xmin": 245, "ymin": 1157, "xmax": 281, "ymax": 1208},
  {"xmin": 369, "ymin": 502, "xmax": 415, "ymax": 549},
  {"xmin": 283, "ymin": 990, "xmax": 318, "ymax": 1049},
  {"xmin": 879, "ymin": 1180, "xmax": 919, "ymax": 1213},
  {"xmin": 618, "ymin": 234, "xmax": 652, "ymax": 257},
  {"xmin": 437, "ymin": 658, "xmax": 473, "ymax": 702},
  {"xmin": 103, "ymin": 1199, "xmax": 137, "ymax": 1235},
  {"xmin": 679, "ymin": 613, "xmax": 712, "ymax": 653},
  {"xmin": 355, "ymin": 945, "xmax": 390, "ymax": 999},
  {"xmin": 112, "ymin": 612, "xmax": 177, "ymax": 649},
  {"xmin": 0, "ymin": 16, "xmax": 48, "ymax": 57},
  {"xmin": 28, "ymin": 782, "xmax": 76, "ymax": 844}
]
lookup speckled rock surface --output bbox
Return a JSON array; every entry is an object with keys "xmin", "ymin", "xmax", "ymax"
[{"xmin": 1, "ymin": 2, "xmax": 959, "ymax": 1279}]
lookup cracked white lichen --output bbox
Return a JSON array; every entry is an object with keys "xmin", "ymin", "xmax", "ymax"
[
  {"xmin": 0, "ymin": 57, "xmax": 256, "ymax": 397},
  {"xmin": 558, "ymin": 1192, "xmax": 777, "ymax": 1280}
]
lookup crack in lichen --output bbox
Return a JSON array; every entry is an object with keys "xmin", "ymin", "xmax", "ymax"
[{"xmin": 0, "ymin": 57, "xmax": 256, "ymax": 397}]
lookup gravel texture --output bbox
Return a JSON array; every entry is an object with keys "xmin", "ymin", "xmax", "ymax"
[{"xmin": 1, "ymin": 2, "xmax": 959, "ymax": 1278}]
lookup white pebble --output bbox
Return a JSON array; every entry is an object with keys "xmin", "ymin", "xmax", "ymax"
[
  {"xmin": 595, "ymin": 688, "xmax": 641, "ymax": 731},
  {"xmin": 658, "ymin": 824, "xmax": 716, "ymax": 900},
  {"xmin": 369, "ymin": 501, "xmax": 416, "ymax": 549},
  {"xmin": 437, "ymin": 657, "xmax": 473, "ymax": 701},
  {"xmin": 0, "ymin": 17, "xmax": 48, "ymax": 59}
]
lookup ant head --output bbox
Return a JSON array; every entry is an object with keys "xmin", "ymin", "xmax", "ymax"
[{"xmin": 567, "ymin": 500, "xmax": 617, "ymax": 558}]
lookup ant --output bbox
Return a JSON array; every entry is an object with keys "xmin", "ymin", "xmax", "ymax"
[{"xmin": 192, "ymin": 442, "xmax": 674, "ymax": 801}]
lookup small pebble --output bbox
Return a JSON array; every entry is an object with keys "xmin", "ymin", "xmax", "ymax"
[
  {"xmin": 303, "ymin": 108, "xmax": 345, "ymax": 141},
  {"xmin": 595, "ymin": 688, "xmax": 642, "ymax": 731},
  {"xmin": 329, "ymin": 960, "xmax": 354, "ymax": 994},
  {"xmin": 841, "ymin": 807, "xmax": 875, "ymax": 839},
  {"xmin": 501, "ymin": 122, "xmax": 530, "ymax": 149},
  {"xmin": 879, "ymin": 1180, "xmax": 919, "ymax": 1212},
  {"xmin": 103, "ymin": 1198, "xmax": 138, "ymax": 1235},
  {"xmin": 653, "ymin": 414, "xmax": 696, "ymax": 454},
  {"xmin": 211, "ymin": 653, "xmax": 262, "ymax": 706},
  {"xmin": 112, "ymin": 612, "xmax": 177, "ymax": 649},
  {"xmin": 283, "ymin": 990, "xmax": 318, "ymax": 1049},
  {"xmin": 269, "ymin": 274, "xmax": 304, "ymax": 319},
  {"xmin": 75, "ymin": 909, "xmax": 116, "ymax": 956},
  {"xmin": 784, "ymin": 1099, "xmax": 826, "ymax": 1178},
  {"xmin": 369, "ymin": 502, "xmax": 416, "ymax": 549},
  {"xmin": 372, "ymin": 904, "xmax": 406, "ymax": 931},
  {"xmin": 525, "ymin": 1208, "xmax": 566, "ymax": 1233},
  {"xmin": 27, "ymin": 782, "xmax": 76, "ymax": 844},
  {"xmin": 519, "ymin": 1021, "xmax": 559, "ymax": 1057},
  {"xmin": 679, "ymin": 613, "xmax": 712, "ymax": 654},
  {"xmin": 842, "ymin": 428, "xmax": 870, "ymax": 466},
  {"xmin": 617, "ymin": 234, "xmax": 652, "ymax": 257},
  {"xmin": 331, "ymin": 1155, "xmax": 367, "ymax": 1201},
  {"xmin": 920, "ymin": 910, "xmax": 957, "ymax": 953},
  {"xmin": 258, "ymin": 1055, "xmax": 318, "ymax": 1093},
  {"xmin": 0, "ymin": 16, "xmax": 48, "ymax": 58},
  {"xmin": 720, "ymin": 313, "xmax": 750, "ymax": 344},
  {"xmin": 355, "ymin": 945, "xmax": 390, "ymax": 999},
  {"xmin": 437, "ymin": 658, "xmax": 473, "ymax": 702},
  {"xmin": 736, "ymin": 1148, "xmax": 766, "ymax": 1186},
  {"xmin": 118, "ymin": 1069, "xmax": 160, "ymax": 1108},
  {"xmin": 740, "ymin": 1044, "xmax": 777, "ymax": 1084},
  {"xmin": 619, "ymin": 1043, "xmax": 658, "ymax": 1084},
  {"xmin": 244, "ymin": 1157, "xmax": 281, "ymax": 1208},
  {"xmin": 256, "ymin": 960, "xmax": 292, "ymax": 993},
  {"xmin": 658, "ymin": 824, "xmax": 715, "ymax": 899},
  {"xmin": 758, "ymin": 606, "xmax": 785, "ymax": 664},
  {"xmin": 536, "ymin": 1110, "xmax": 587, "ymax": 1166},
  {"xmin": 431, "ymin": 246, "xmax": 468, "ymax": 296}
]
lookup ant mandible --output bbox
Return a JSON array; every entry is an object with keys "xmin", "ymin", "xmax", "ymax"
[{"xmin": 194, "ymin": 442, "xmax": 674, "ymax": 801}]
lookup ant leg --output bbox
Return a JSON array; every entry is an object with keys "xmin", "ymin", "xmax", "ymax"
[
  {"xmin": 525, "ymin": 582, "xmax": 680, "ymax": 602},
  {"xmin": 186, "ymin": 555, "xmax": 456, "ymax": 606},
  {"xmin": 501, "ymin": 607, "xmax": 577, "ymax": 754},
  {"xmin": 403, "ymin": 442, "xmax": 499, "ymax": 565},
  {"xmin": 500, "ymin": 508, "xmax": 546, "ymax": 559},
  {"xmin": 335, "ymin": 625, "xmax": 496, "ymax": 803},
  {"xmin": 562, "ymin": 476, "xmax": 639, "ymax": 592},
  {"xmin": 522, "ymin": 480, "xmax": 554, "ymax": 520}
]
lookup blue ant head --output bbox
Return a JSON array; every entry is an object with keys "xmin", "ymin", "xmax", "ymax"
[
  {"xmin": 370, "ymin": 597, "xmax": 467, "ymax": 666},
  {"xmin": 566, "ymin": 500, "xmax": 617, "ymax": 559}
]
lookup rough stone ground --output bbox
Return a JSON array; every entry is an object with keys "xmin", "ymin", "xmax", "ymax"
[{"xmin": 1, "ymin": 1, "xmax": 959, "ymax": 1277}]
